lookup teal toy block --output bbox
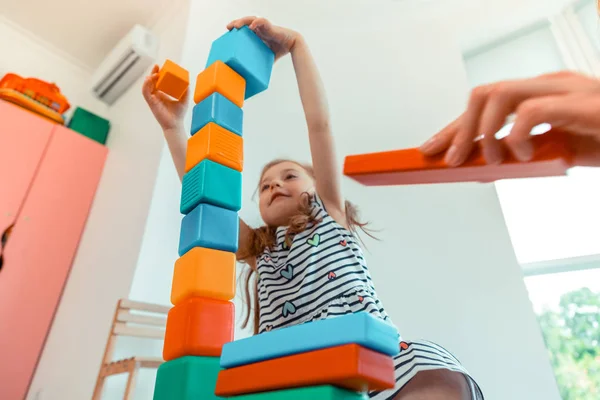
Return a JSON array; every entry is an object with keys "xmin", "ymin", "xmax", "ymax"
[
  {"xmin": 153, "ymin": 356, "xmax": 223, "ymax": 400},
  {"xmin": 191, "ymin": 92, "xmax": 243, "ymax": 136},
  {"xmin": 220, "ymin": 312, "xmax": 399, "ymax": 368},
  {"xmin": 206, "ymin": 26, "xmax": 275, "ymax": 99},
  {"xmin": 179, "ymin": 202, "xmax": 239, "ymax": 256},
  {"xmin": 181, "ymin": 159, "xmax": 242, "ymax": 214},
  {"xmin": 232, "ymin": 385, "xmax": 368, "ymax": 400}
]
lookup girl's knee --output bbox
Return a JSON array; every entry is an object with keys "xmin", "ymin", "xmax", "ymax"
[{"xmin": 395, "ymin": 369, "xmax": 471, "ymax": 400}]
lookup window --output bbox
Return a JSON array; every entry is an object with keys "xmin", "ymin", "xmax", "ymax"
[
  {"xmin": 463, "ymin": 8, "xmax": 600, "ymax": 398},
  {"xmin": 574, "ymin": 0, "xmax": 600, "ymax": 56},
  {"xmin": 525, "ymin": 266, "xmax": 600, "ymax": 399}
]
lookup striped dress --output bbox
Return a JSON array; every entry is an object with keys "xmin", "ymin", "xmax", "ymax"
[{"xmin": 256, "ymin": 193, "xmax": 484, "ymax": 399}]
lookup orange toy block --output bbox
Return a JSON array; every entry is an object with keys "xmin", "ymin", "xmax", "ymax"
[
  {"xmin": 171, "ymin": 247, "xmax": 236, "ymax": 305},
  {"xmin": 156, "ymin": 59, "xmax": 189, "ymax": 100},
  {"xmin": 214, "ymin": 344, "xmax": 395, "ymax": 396},
  {"xmin": 343, "ymin": 130, "xmax": 575, "ymax": 186},
  {"xmin": 163, "ymin": 297, "xmax": 234, "ymax": 361},
  {"xmin": 194, "ymin": 60, "xmax": 246, "ymax": 107},
  {"xmin": 186, "ymin": 122, "xmax": 243, "ymax": 173}
]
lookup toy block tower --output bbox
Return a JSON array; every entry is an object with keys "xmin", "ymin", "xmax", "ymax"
[
  {"xmin": 152, "ymin": 27, "xmax": 274, "ymax": 400},
  {"xmin": 214, "ymin": 312, "xmax": 399, "ymax": 399}
]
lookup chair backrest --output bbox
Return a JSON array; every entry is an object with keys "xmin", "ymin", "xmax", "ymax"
[
  {"xmin": 99, "ymin": 299, "xmax": 170, "ymax": 366},
  {"xmin": 113, "ymin": 299, "xmax": 169, "ymax": 339}
]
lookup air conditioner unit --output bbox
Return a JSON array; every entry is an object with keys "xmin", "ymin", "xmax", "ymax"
[{"xmin": 91, "ymin": 24, "xmax": 158, "ymax": 105}]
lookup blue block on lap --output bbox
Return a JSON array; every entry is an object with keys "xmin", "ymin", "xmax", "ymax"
[
  {"xmin": 181, "ymin": 159, "xmax": 242, "ymax": 214},
  {"xmin": 206, "ymin": 26, "xmax": 275, "ymax": 99},
  {"xmin": 219, "ymin": 312, "xmax": 400, "ymax": 368},
  {"xmin": 179, "ymin": 202, "xmax": 239, "ymax": 256},
  {"xmin": 191, "ymin": 93, "xmax": 243, "ymax": 136}
]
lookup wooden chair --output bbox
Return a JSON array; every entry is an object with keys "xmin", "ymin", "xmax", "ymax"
[{"xmin": 92, "ymin": 299, "xmax": 170, "ymax": 400}]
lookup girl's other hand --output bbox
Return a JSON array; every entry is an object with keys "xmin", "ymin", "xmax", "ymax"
[
  {"xmin": 419, "ymin": 71, "xmax": 600, "ymax": 167},
  {"xmin": 142, "ymin": 64, "xmax": 189, "ymax": 131},
  {"xmin": 227, "ymin": 16, "xmax": 300, "ymax": 61}
]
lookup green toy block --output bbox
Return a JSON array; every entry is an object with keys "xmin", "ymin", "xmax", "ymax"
[
  {"xmin": 233, "ymin": 385, "xmax": 368, "ymax": 400},
  {"xmin": 153, "ymin": 356, "xmax": 223, "ymax": 400},
  {"xmin": 67, "ymin": 107, "xmax": 110, "ymax": 145},
  {"xmin": 180, "ymin": 158, "xmax": 242, "ymax": 214}
]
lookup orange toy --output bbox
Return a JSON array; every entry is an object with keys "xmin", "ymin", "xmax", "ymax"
[
  {"xmin": 214, "ymin": 344, "xmax": 395, "ymax": 396},
  {"xmin": 0, "ymin": 73, "xmax": 70, "ymax": 113},
  {"xmin": 156, "ymin": 59, "xmax": 189, "ymax": 100},
  {"xmin": 194, "ymin": 60, "xmax": 246, "ymax": 107},
  {"xmin": 0, "ymin": 73, "xmax": 71, "ymax": 123},
  {"xmin": 171, "ymin": 247, "xmax": 236, "ymax": 305},
  {"xmin": 343, "ymin": 130, "xmax": 574, "ymax": 186},
  {"xmin": 186, "ymin": 122, "xmax": 243, "ymax": 173},
  {"xmin": 163, "ymin": 297, "xmax": 234, "ymax": 360}
]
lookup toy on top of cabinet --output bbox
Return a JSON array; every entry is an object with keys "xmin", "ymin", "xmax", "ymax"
[{"xmin": 0, "ymin": 73, "xmax": 70, "ymax": 124}]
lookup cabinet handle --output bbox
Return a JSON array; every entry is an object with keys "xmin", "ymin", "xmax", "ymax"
[{"xmin": 0, "ymin": 223, "xmax": 14, "ymax": 272}]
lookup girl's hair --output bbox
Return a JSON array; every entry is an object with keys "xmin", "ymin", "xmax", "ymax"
[{"xmin": 237, "ymin": 159, "xmax": 374, "ymax": 334}]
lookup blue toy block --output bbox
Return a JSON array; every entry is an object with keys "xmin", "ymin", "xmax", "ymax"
[
  {"xmin": 191, "ymin": 93, "xmax": 243, "ymax": 137},
  {"xmin": 179, "ymin": 202, "xmax": 239, "ymax": 256},
  {"xmin": 220, "ymin": 312, "xmax": 400, "ymax": 369},
  {"xmin": 206, "ymin": 26, "xmax": 275, "ymax": 100},
  {"xmin": 153, "ymin": 356, "xmax": 223, "ymax": 400},
  {"xmin": 181, "ymin": 159, "xmax": 242, "ymax": 214}
]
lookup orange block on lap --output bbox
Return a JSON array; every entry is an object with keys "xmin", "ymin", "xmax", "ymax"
[
  {"xmin": 156, "ymin": 59, "xmax": 189, "ymax": 100},
  {"xmin": 195, "ymin": 60, "xmax": 246, "ymax": 107},
  {"xmin": 214, "ymin": 344, "xmax": 395, "ymax": 396},
  {"xmin": 343, "ymin": 130, "xmax": 574, "ymax": 186},
  {"xmin": 163, "ymin": 297, "xmax": 234, "ymax": 361},
  {"xmin": 171, "ymin": 247, "xmax": 236, "ymax": 305},
  {"xmin": 186, "ymin": 122, "xmax": 243, "ymax": 173}
]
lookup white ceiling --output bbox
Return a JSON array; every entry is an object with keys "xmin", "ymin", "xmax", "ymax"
[
  {"xmin": 0, "ymin": 0, "xmax": 178, "ymax": 71},
  {"xmin": 0, "ymin": 0, "xmax": 583, "ymax": 72}
]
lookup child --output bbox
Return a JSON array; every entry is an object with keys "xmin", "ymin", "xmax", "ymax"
[{"xmin": 143, "ymin": 16, "xmax": 484, "ymax": 400}]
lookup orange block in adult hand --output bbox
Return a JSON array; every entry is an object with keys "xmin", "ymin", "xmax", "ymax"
[
  {"xmin": 343, "ymin": 130, "xmax": 575, "ymax": 186},
  {"xmin": 163, "ymin": 297, "xmax": 234, "ymax": 360},
  {"xmin": 156, "ymin": 59, "xmax": 189, "ymax": 100},
  {"xmin": 171, "ymin": 247, "xmax": 236, "ymax": 305},
  {"xmin": 195, "ymin": 60, "xmax": 246, "ymax": 107},
  {"xmin": 186, "ymin": 122, "xmax": 243, "ymax": 173},
  {"xmin": 214, "ymin": 344, "xmax": 395, "ymax": 396}
]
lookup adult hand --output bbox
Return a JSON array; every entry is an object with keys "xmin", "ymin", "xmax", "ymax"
[
  {"xmin": 142, "ymin": 64, "xmax": 189, "ymax": 131},
  {"xmin": 227, "ymin": 16, "xmax": 300, "ymax": 61},
  {"xmin": 420, "ymin": 71, "xmax": 600, "ymax": 167}
]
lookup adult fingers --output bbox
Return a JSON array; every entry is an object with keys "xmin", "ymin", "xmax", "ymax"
[
  {"xmin": 477, "ymin": 87, "xmax": 515, "ymax": 165},
  {"xmin": 445, "ymin": 74, "xmax": 578, "ymax": 166},
  {"xmin": 507, "ymin": 95, "xmax": 572, "ymax": 161},
  {"xmin": 420, "ymin": 114, "xmax": 462, "ymax": 156},
  {"xmin": 446, "ymin": 85, "xmax": 490, "ymax": 166}
]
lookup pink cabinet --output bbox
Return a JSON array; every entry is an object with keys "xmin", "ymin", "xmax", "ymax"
[{"xmin": 0, "ymin": 100, "xmax": 108, "ymax": 400}]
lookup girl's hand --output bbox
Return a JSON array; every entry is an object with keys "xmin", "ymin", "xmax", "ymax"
[
  {"xmin": 419, "ymin": 71, "xmax": 600, "ymax": 167},
  {"xmin": 142, "ymin": 65, "xmax": 189, "ymax": 131},
  {"xmin": 227, "ymin": 16, "xmax": 300, "ymax": 61}
]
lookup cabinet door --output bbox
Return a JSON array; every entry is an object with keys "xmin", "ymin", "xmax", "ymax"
[
  {"xmin": 0, "ymin": 101, "xmax": 55, "ymax": 247},
  {"xmin": 0, "ymin": 125, "xmax": 108, "ymax": 400}
]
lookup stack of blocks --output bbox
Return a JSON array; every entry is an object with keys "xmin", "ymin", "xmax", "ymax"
[
  {"xmin": 214, "ymin": 312, "xmax": 399, "ymax": 399},
  {"xmin": 153, "ymin": 26, "xmax": 275, "ymax": 400},
  {"xmin": 153, "ymin": 26, "xmax": 399, "ymax": 399}
]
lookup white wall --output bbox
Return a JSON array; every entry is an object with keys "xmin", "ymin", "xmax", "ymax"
[
  {"xmin": 129, "ymin": 0, "xmax": 561, "ymax": 399},
  {"xmin": 17, "ymin": 2, "xmax": 191, "ymax": 399}
]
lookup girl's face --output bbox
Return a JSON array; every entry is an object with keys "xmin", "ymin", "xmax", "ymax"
[{"xmin": 258, "ymin": 161, "xmax": 315, "ymax": 227}]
